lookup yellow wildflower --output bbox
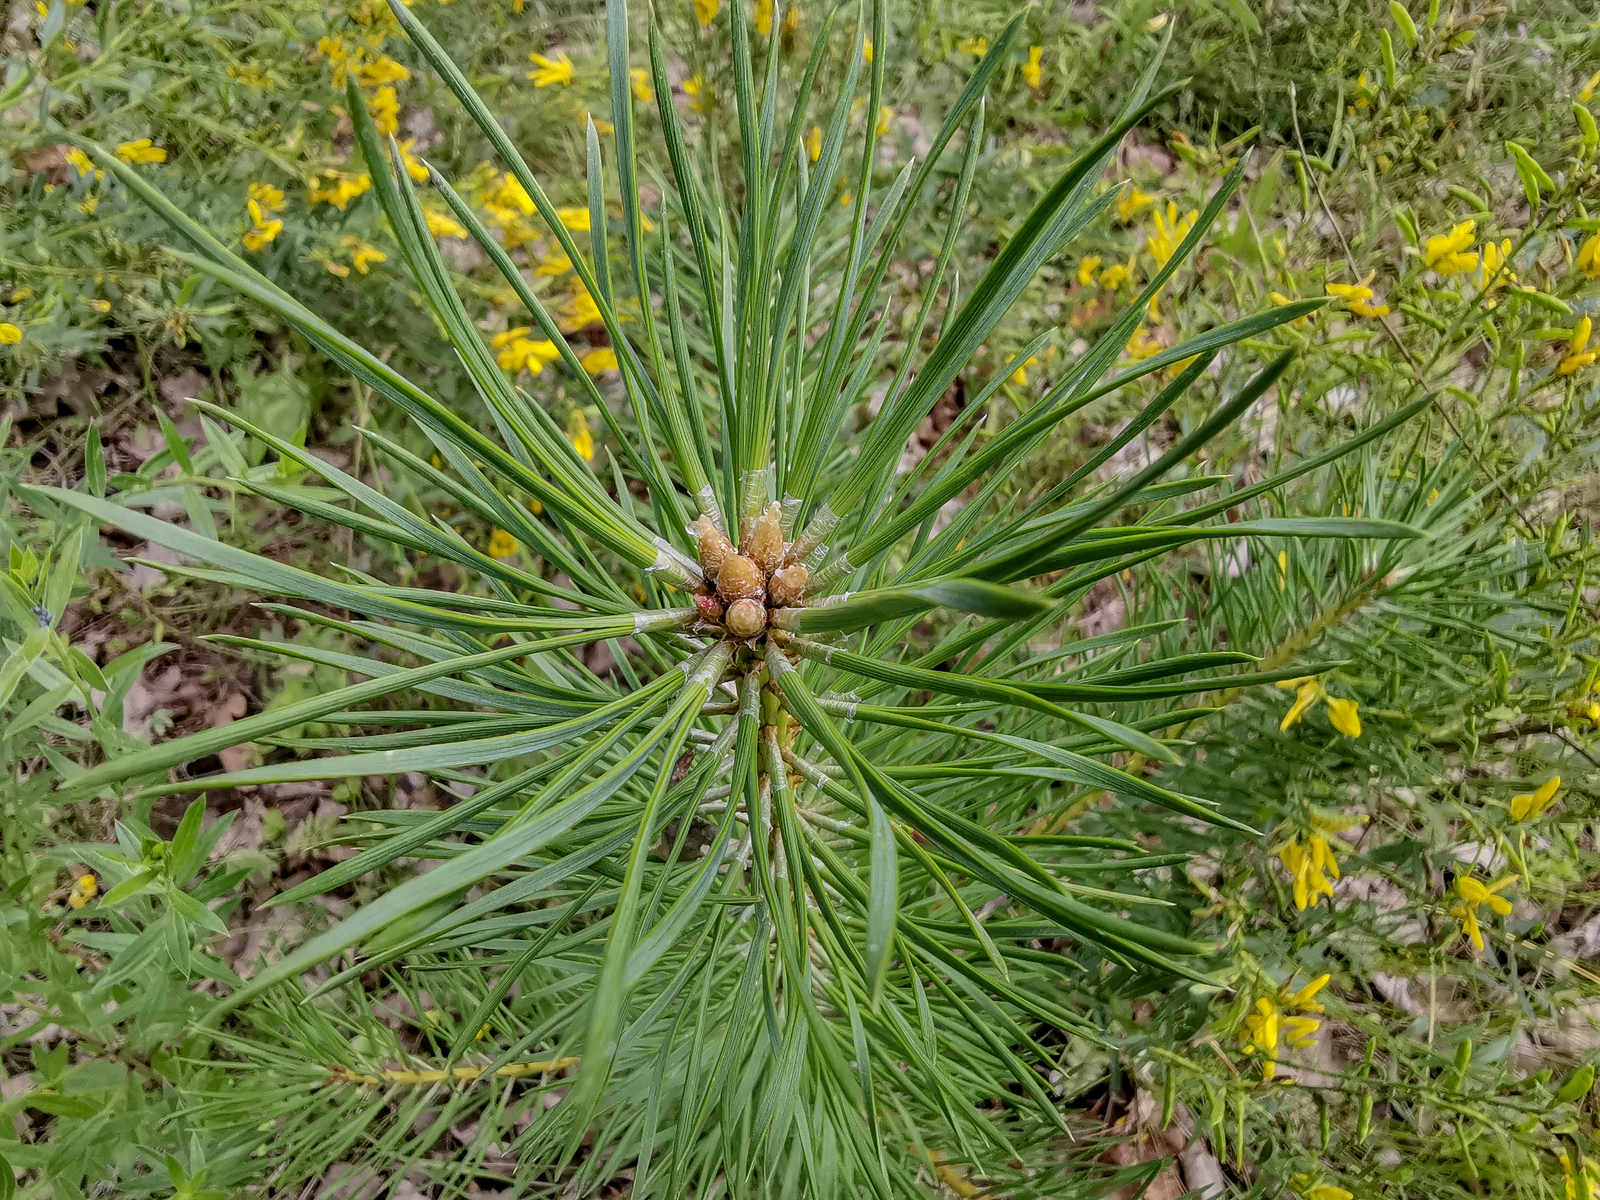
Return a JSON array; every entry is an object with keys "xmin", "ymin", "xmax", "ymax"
[
  {"xmin": 491, "ymin": 328, "xmax": 560, "ymax": 374},
  {"xmin": 86, "ymin": 297, "xmax": 111, "ymax": 313},
  {"xmin": 1325, "ymin": 696, "xmax": 1361, "ymax": 738},
  {"xmin": 527, "ymin": 50, "xmax": 575, "ymax": 87},
  {"xmin": 956, "ymin": 36, "xmax": 988, "ymax": 56},
  {"xmin": 243, "ymin": 199, "xmax": 283, "ymax": 251},
  {"xmin": 684, "ymin": 74, "xmax": 713, "ymax": 113},
  {"xmin": 484, "ymin": 173, "xmax": 535, "ymax": 224},
  {"xmin": 1270, "ymin": 290, "xmax": 1312, "ymax": 328},
  {"xmin": 1008, "ymin": 355, "xmax": 1038, "ymax": 386},
  {"xmin": 346, "ymin": 242, "xmax": 384, "ymax": 273},
  {"xmin": 1021, "ymin": 44, "xmax": 1043, "ymax": 89},
  {"xmin": 1582, "ymin": 70, "xmax": 1600, "ymax": 103},
  {"xmin": 1559, "ymin": 316, "xmax": 1597, "ymax": 376},
  {"xmin": 876, "ymin": 106, "xmax": 893, "ymax": 137},
  {"xmin": 556, "ymin": 206, "xmax": 591, "ymax": 232},
  {"xmin": 1125, "ymin": 326, "xmax": 1163, "ymax": 359},
  {"xmin": 354, "ymin": 55, "xmax": 410, "ymax": 87},
  {"xmin": 115, "ymin": 139, "xmax": 167, "ymax": 164},
  {"xmin": 754, "ymin": 0, "xmax": 773, "ymax": 38},
  {"xmin": 67, "ymin": 874, "xmax": 97, "ymax": 909},
  {"xmin": 781, "ymin": 7, "xmax": 799, "ymax": 44},
  {"xmin": 1451, "ymin": 874, "xmax": 1517, "ymax": 952},
  {"xmin": 315, "ymin": 250, "xmax": 352, "ymax": 278},
  {"xmin": 65, "ymin": 147, "xmax": 102, "ymax": 181},
  {"xmin": 693, "ymin": 0, "xmax": 719, "ymax": 26},
  {"xmin": 388, "ymin": 140, "xmax": 428, "ymax": 183},
  {"xmin": 581, "ymin": 347, "xmax": 619, "ymax": 375},
  {"xmin": 1510, "ymin": 775, "xmax": 1560, "ymax": 822},
  {"xmin": 424, "ymin": 208, "xmax": 467, "ymax": 239},
  {"xmin": 567, "ymin": 408, "xmax": 595, "ymax": 461},
  {"xmin": 1293, "ymin": 1177, "xmax": 1354, "ymax": 1200},
  {"xmin": 1561, "ymin": 1152, "xmax": 1600, "ymax": 1200},
  {"xmin": 1116, "ymin": 186, "xmax": 1155, "ymax": 223},
  {"xmin": 370, "ymin": 84, "xmax": 399, "ymax": 136},
  {"xmin": 804, "ymin": 125, "xmax": 822, "ymax": 162},
  {"xmin": 562, "ymin": 282, "xmax": 603, "ymax": 331},
  {"xmin": 536, "ymin": 251, "xmax": 573, "ymax": 277},
  {"xmin": 630, "ymin": 67, "xmax": 654, "ymax": 103},
  {"xmin": 1286, "ymin": 973, "xmax": 1331, "ymax": 1014},
  {"xmin": 249, "ymin": 181, "xmax": 285, "ymax": 211},
  {"xmin": 1279, "ymin": 834, "xmax": 1339, "ymax": 911},
  {"xmin": 1147, "ymin": 201, "xmax": 1197, "ymax": 271},
  {"xmin": 0, "ymin": 323, "xmax": 22, "ymax": 346},
  {"xmin": 309, "ymin": 172, "xmax": 372, "ymax": 211},
  {"xmin": 1424, "ymin": 219, "xmax": 1478, "ymax": 275},
  {"xmin": 1277, "ymin": 549, "xmax": 1288, "ymax": 589},
  {"xmin": 1239, "ymin": 997, "xmax": 1281, "ymax": 1076},
  {"xmin": 1577, "ymin": 231, "xmax": 1600, "ymax": 279},
  {"xmin": 1099, "ymin": 256, "xmax": 1134, "ymax": 289},
  {"xmin": 488, "ymin": 528, "xmax": 518, "ymax": 558},
  {"xmin": 1325, "ymin": 270, "xmax": 1389, "ymax": 318},
  {"xmin": 1076, "ymin": 257, "xmax": 1101, "ymax": 286}
]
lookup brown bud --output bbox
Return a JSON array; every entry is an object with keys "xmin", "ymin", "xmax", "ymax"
[
  {"xmin": 716, "ymin": 553, "xmax": 765, "ymax": 603},
  {"xmin": 692, "ymin": 515, "xmax": 733, "ymax": 578},
  {"xmin": 724, "ymin": 598, "xmax": 767, "ymax": 638},
  {"xmin": 767, "ymin": 563, "xmax": 808, "ymax": 608},
  {"xmin": 693, "ymin": 589, "xmax": 724, "ymax": 621},
  {"xmin": 745, "ymin": 501, "xmax": 785, "ymax": 574}
]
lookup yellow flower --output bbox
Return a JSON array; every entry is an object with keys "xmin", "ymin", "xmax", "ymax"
[
  {"xmin": 567, "ymin": 408, "xmax": 595, "ymax": 461},
  {"xmin": 1076, "ymin": 256, "xmax": 1101, "ymax": 286},
  {"xmin": 1286, "ymin": 973, "xmax": 1330, "ymax": 1014},
  {"xmin": 370, "ymin": 84, "xmax": 399, "ymax": 136},
  {"xmin": 1474, "ymin": 238, "xmax": 1516, "ymax": 300},
  {"xmin": 243, "ymin": 199, "xmax": 283, "ymax": 251},
  {"xmin": 781, "ymin": 7, "xmax": 799, "ymax": 44},
  {"xmin": 527, "ymin": 50, "xmax": 575, "ymax": 87},
  {"xmin": 1559, "ymin": 316, "xmax": 1597, "ymax": 376},
  {"xmin": 347, "ymin": 242, "xmax": 386, "ymax": 273},
  {"xmin": 424, "ymin": 208, "xmax": 467, "ymax": 239},
  {"xmin": 389, "ymin": 140, "xmax": 428, "ymax": 183},
  {"xmin": 693, "ymin": 0, "xmax": 719, "ymax": 26},
  {"xmin": 1293, "ymin": 1177, "xmax": 1354, "ymax": 1200},
  {"xmin": 484, "ymin": 173, "xmax": 535, "ymax": 224},
  {"xmin": 1276, "ymin": 549, "xmax": 1288, "ymax": 589},
  {"xmin": 1577, "ymin": 232, "xmax": 1600, "ymax": 279},
  {"xmin": 1117, "ymin": 186, "xmax": 1155, "ymax": 223},
  {"xmin": 65, "ymin": 147, "xmax": 102, "ymax": 181},
  {"xmin": 1099, "ymin": 256, "xmax": 1134, "ymax": 289},
  {"xmin": 630, "ymin": 67, "xmax": 654, "ymax": 103},
  {"xmin": 562, "ymin": 282, "xmax": 603, "ymax": 331},
  {"xmin": 1325, "ymin": 696, "xmax": 1361, "ymax": 738},
  {"xmin": 1021, "ymin": 44, "xmax": 1043, "ymax": 89},
  {"xmin": 862, "ymin": 37, "xmax": 873, "ymax": 63},
  {"xmin": 1125, "ymin": 326, "xmax": 1163, "ymax": 359},
  {"xmin": 115, "ymin": 138, "xmax": 167, "ymax": 164},
  {"xmin": 1143, "ymin": 12, "xmax": 1170, "ymax": 32},
  {"xmin": 488, "ymin": 528, "xmax": 518, "ymax": 558},
  {"xmin": 354, "ymin": 55, "xmax": 410, "ymax": 87},
  {"xmin": 556, "ymin": 206, "xmax": 591, "ymax": 232},
  {"xmin": 67, "ymin": 874, "xmax": 97, "ymax": 909},
  {"xmin": 249, "ymin": 181, "xmax": 285, "ymax": 211},
  {"xmin": 315, "ymin": 250, "xmax": 352, "ymax": 278},
  {"xmin": 1008, "ymin": 354, "xmax": 1038, "ymax": 386},
  {"xmin": 86, "ymin": 297, "xmax": 111, "ymax": 313},
  {"xmin": 492, "ymin": 328, "xmax": 560, "ymax": 374},
  {"xmin": 535, "ymin": 251, "xmax": 573, "ymax": 277},
  {"xmin": 876, "ymin": 106, "xmax": 893, "ymax": 137},
  {"xmin": 956, "ymin": 35, "xmax": 988, "ymax": 56},
  {"xmin": 1510, "ymin": 776, "xmax": 1560, "ymax": 822},
  {"xmin": 754, "ymin": 0, "xmax": 773, "ymax": 37},
  {"xmin": 1279, "ymin": 834, "xmax": 1339, "ymax": 910},
  {"xmin": 1147, "ymin": 201, "xmax": 1197, "ymax": 271},
  {"xmin": 1451, "ymin": 874, "xmax": 1517, "ymax": 952},
  {"xmin": 1424, "ymin": 219, "xmax": 1478, "ymax": 275},
  {"xmin": 1325, "ymin": 270, "xmax": 1389, "ymax": 318},
  {"xmin": 1269, "ymin": 290, "xmax": 1312, "ymax": 328},
  {"xmin": 1582, "ymin": 69, "xmax": 1600, "ymax": 103},
  {"xmin": 684, "ymin": 73, "xmax": 713, "ymax": 113},
  {"xmin": 582, "ymin": 347, "xmax": 619, "ymax": 374},
  {"xmin": 309, "ymin": 171, "xmax": 372, "ymax": 211},
  {"xmin": 0, "ymin": 323, "xmax": 22, "ymax": 346},
  {"xmin": 804, "ymin": 125, "xmax": 822, "ymax": 161},
  {"xmin": 1239, "ymin": 997, "xmax": 1281, "ymax": 1076}
]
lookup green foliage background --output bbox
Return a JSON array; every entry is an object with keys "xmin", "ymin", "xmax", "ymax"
[{"xmin": 2, "ymin": 0, "xmax": 1599, "ymax": 1197}]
